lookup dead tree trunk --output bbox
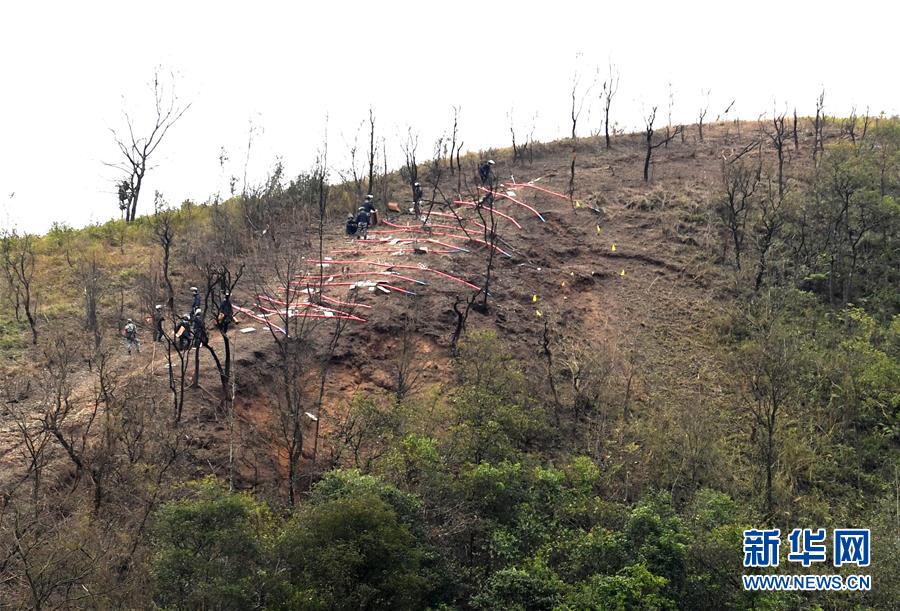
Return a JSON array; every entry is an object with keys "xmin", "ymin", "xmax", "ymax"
[
  {"xmin": 792, "ymin": 108, "xmax": 799, "ymax": 151},
  {"xmin": 643, "ymin": 107, "xmax": 682, "ymax": 182},
  {"xmin": 367, "ymin": 107, "xmax": 376, "ymax": 196}
]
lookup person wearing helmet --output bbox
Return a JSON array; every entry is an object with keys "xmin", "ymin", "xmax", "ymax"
[
  {"xmin": 217, "ymin": 291, "xmax": 235, "ymax": 333},
  {"xmin": 356, "ymin": 206, "xmax": 371, "ymax": 240},
  {"xmin": 362, "ymin": 194, "xmax": 378, "ymax": 226},
  {"xmin": 412, "ymin": 181, "xmax": 424, "ymax": 215},
  {"xmin": 192, "ymin": 308, "xmax": 207, "ymax": 347},
  {"xmin": 175, "ymin": 314, "xmax": 193, "ymax": 351},
  {"xmin": 345, "ymin": 213, "xmax": 358, "ymax": 237},
  {"xmin": 123, "ymin": 318, "xmax": 139, "ymax": 355},
  {"xmin": 153, "ymin": 304, "xmax": 165, "ymax": 342},
  {"xmin": 190, "ymin": 286, "xmax": 201, "ymax": 311},
  {"xmin": 478, "ymin": 160, "xmax": 495, "ymax": 186}
]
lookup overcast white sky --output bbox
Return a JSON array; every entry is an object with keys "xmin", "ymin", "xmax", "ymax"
[{"xmin": 1, "ymin": 1, "xmax": 897, "ymax": 233}]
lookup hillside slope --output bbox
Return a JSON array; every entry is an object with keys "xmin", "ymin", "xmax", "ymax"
[{"xmin": 1, "ymin": 118, "xmax": 898, "ymax": 609}]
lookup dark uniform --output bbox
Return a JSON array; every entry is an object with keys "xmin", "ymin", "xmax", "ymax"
[
  {"xmin": 175, "ymin": 316, "xmax": 192, "ymax": 351},
  {"xmin": 413, "ymin": 183, "xmax": 424, "ymax": 209},
  {"xmin": 154, "ymin": 306, "xmax": 165, "ymax": 342},
  {"xmin": 192, "ymin": 310, "xmax": 208, "ymax": 347},
  {"xmin": 356, "ymin": 208, "xmax": 371, "ymax": 239},
  {"xmin": 479, "ymin": 160, "xmax": 494, "ymax": 186},
  {"xmin": 362, "ymin": 197, "xmax": 378, "ymax": 226},
  {"xmin": 218, "ymin": 294, "xmax": 234, "ymax": 333}
]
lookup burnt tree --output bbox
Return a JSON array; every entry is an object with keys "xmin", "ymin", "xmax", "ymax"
[
  {"xmin": 643, "ymin": 107, "xmax": 683, "ymax": 182},
  {"xmin": 107, "ymin": 69, "xmax": 190, "ymax": 222}
]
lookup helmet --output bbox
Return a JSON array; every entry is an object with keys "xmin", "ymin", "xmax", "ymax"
[
  {"xmin": 366, "ymin": 194, "xmax": 373, "ymax": 199},
  {"xmin": 127, "ymin": 318, "xmax": 133, "ymax": 323},
  {"xmin": 414, "ymin": 182, "xmax": 420, "ymax": 187},
  {"xmin": 488, "ymin": 160, "xmax": 495, "ymax": 165},
  {"xmin": 195, "ymin": 308, "xmax": 202, "ymax": 315},
  {"xmin": 190, "ymin": 286, "xmax": 198, "ymax": 293},
  {"xmin": 224, "ymin": 291, "xmax": 230, "ymax": 297},
  {"xmin": 182, "ymin": 314, "xmax": 190, "ymax": 320},
  {"xmin": 155, "ymin": 304, "xmax": 162, "ymax": 310}
]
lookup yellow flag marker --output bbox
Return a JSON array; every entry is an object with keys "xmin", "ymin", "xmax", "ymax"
[
  {"xmin": 535, "ymin": 309, "xmax": 543, "ymax": 317},
  {"xmin": 532, "ymin": 294, "xmax": 538, "ymax": 303},
  {"xmin": 595, "ymin": 225, "xmax": 602, "ymax": 235},
  {"xmin": 574, "ymin": 200, "xmax": 582, "ymax": 208},
  {"xmin": 611, "ymin": 244, "xmax": 617, "ymax": 252},
  {"xmin": 619, "ymin": 269, "xmax": 626, "ymax": 277}
]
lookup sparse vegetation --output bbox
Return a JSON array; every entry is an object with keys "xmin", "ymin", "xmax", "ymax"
[{"xmin": 0, "ymin": 113, "xmax": 897, "ymax": 610}]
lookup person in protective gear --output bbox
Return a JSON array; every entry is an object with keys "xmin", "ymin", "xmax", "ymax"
[
  {"xmin": 175, "ymin": 315, "xmax": 193, "ymax": 351},
  {"xmin": 153, "ymin": 304, "xmax": 165, "ymax": 342},
  {"xmin": 413, "ymin": 182, "xmax": 424, "ymax": 214},
  {"xmin": 345, "ymin": 214, "xmax": 358, "ymax": 237},
  {"xmin": 123, "ymin": 318, "xmax": 140, "ymax": 354},
  {"xmin": 356, "ymin": 207, "xmax": 371, "ymax": 240},
  {"xmin": 362, "ymin": 194, "xmax": 378, "ymax": 226},
  {"xmin": 190, "ymin": 287, "xmax": 201, "ymax": 311},
  {"xmin": 478, "ymin": 159, "xmax": 495, "ymax": 186},
  {"xmin": 217, "ymin": 292, "xmax": 234, "ymax": 333},
  {"xmin": 192, "ymin": 308, "xmax": 208, "ymax": 347}
]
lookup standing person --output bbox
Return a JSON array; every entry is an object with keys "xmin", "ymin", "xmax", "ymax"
[
  {"xmin": 123, "ymin": 318, "xmax": 140, "ymax": 355},
  {"xmin": 153, "ymin": 304, "xmax": 165, "ymax": 342},
  {"xmin": 362, "ymin": 194, "xmax": 378, "ymax": 226},
  {"xmin": 190, "ymin": 286, "xmax": 201, "ymax": 312},
  {"xmin": 217, "ymin": 291, "xmax": 234, "ymax": 334},
  {"xmin": 413, "ymin": 182, "xmax": 424, "ymax": 215},
  {"xmin": 478, "ymin": 159, "xmax": 495, "ymax": 186},
  {"xmin": 192, "ymin": 308, "xmax": 207, "ymax": 348},
  {"xmin": 355, "ymin": 207, "xmax": 371, "ymax": 240}
]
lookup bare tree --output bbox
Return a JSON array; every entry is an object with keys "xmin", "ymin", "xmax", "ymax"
[
  {"xmin": 39, "ymin": 338, "xmax": 119, "ymax": 513},
  {"xmin": 665, "ymin": 83, "xmax": 675, "ymax": 148},
  {"xmin": 643, "ymin": 107, "xmax": 683, "ymax": 182},
  {"xmin": 722, "ymin": 99, "xmax": 736, "ymax": 141},
  {"xmin": 450, "ymin": 292, "xmax": 478, "ymax": 356},
  {"xmin": 509, "ymin": 108, "xmax": 520, "ymax": 163},
  {"xmin": 107, "ymin": 69, "xmax": 190, "ymax": 222},
  {"xmin": 718, "ymin": 155, "xmax": 760, "ymax": 269},
  {"xmin": 72, "ymin": 254, "xmax": 103, "ymax": 350},
  {"xmin": 763, "ymin": 111, "xmax": 788, "ymax": 199},
  {"xmin": 448, "ymin": 106, "xmax": 460, "ymax": 174},
  {"xmin": 392, "ymin": 305, "xmax": 424, "ymax": 402},
  {"xmin": 841, "ymin": 106, "xmax": 859, "ymax": 144},
  {"xmin": 401, "ymin": 128, "xmax": 420, "ymax": 214},
  {"xmin": 859, "ymin": 106, "xmax": 871, "ymax": 147},
  {"xmin": 697, "ymin": 89, "xmax": 711, "ymax": 142},
  {"xmin": 753, "ymin": 177, "xmax": 786, "ymax": 290},
  {"xmin": 600, "ymin": 62, "xmax": 620, "ymax": 150},
  {"xmin": 151, "ymin": 201, "xmax": 176, "ymax": 314},
  {"xmin": 367, "ymin": 107, "xmax": 376, "ymax": 196},
  {"xmin": 1, "ymin": 232, "xmax": 39, "ymax": 344},
  {"xmin": 341, "ymin": 121, "xmax": 366, "ymax": 200},
  {"xmin": 792, "ymin": 108, "xmax": 799, "ymax": 151},
  {"xmin": 472, "ymin": 167, "xmax": 502, "ymax": 311},
  {"xmin": 813, "ymin": 89, "xmax": 826, "ymax": 165}
]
